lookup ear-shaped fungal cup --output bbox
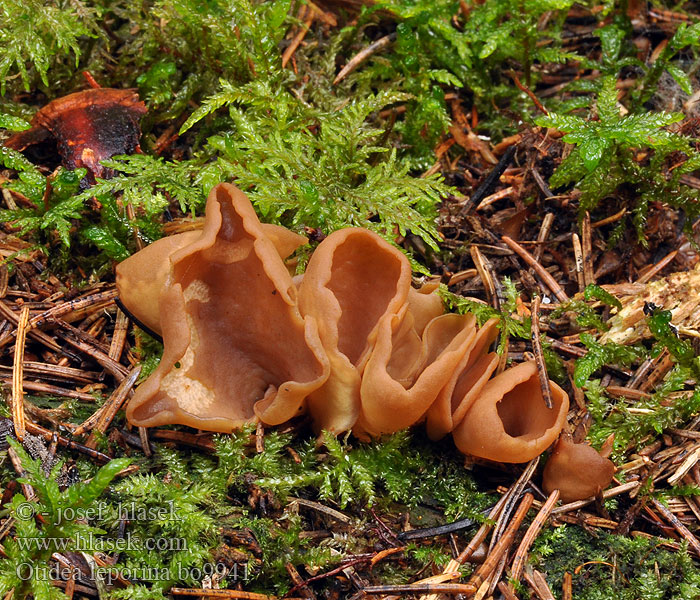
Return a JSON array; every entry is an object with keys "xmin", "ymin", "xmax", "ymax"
[
  {"xmin": 357, "ymin": 312, "xmax": 479, "ymax": 437},
  {"xmin": 452, "ymin": 361, "xmax": 569, "ymax": 463},
  {"xmin": 118, "ymin": 183, "xmax": 571, "ymax": 469},
  {"xmin": 124, "ymin": 183, "xmax": 329, "ymax": 432},
  {"xmin": 424, "ymin": 317, "xmax": 500, "ymax": 441},
  {"xmin": 116, "ymin": 225, "xmax": 307, "ymax": 337},
  {"xmin": 297, "ymin": 228, "xmax": 412, "ymax": 433}
]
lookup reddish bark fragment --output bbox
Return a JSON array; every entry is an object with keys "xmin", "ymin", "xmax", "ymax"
[{"xmin": 6, "ymin": 88, "xmax": 147, "ymax": 185}]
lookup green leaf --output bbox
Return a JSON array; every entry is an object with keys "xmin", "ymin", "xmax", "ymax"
[
  {"xmin": 596, "ymin": 24, "xmax": 624, "ymax": 62},
  {"xmin": 535, "ymin": 112, "xmax": 586, "ymax": 132},
  {"xmin": 584, "ymin": 284, "xmax": 622, "ymax": 310},
  {"xmin": 81, "ymin": 225, "xmax": 130, "ymax": 261},
  {"xmin": 266, "ymin": 0, "xmax": 291, "ymax": 30},
  {"xmin": 669, "ymin": 21, "xmax": 700, "ymax": 50},
  {"xmin": 666, "ymin": 64, "xmax": 693, "ymax": 95},
  {"xmin": 580, "ymin": 137, "xmax": 609, "ymax": 171},
  {"xmin": 0, "ymin": 145, "xmax": 43, "ymax": 174},
  {"xmin": 596, "ymin": 75, "xmax": 619, "ymax": 121},
  {"xmin": 646, "ymin": 307, "xmax": 695, "ymax": 366},
  {"xmin": 0, "ymin": 113, "xmax": 30, "ymax": 131},
  {"xmin": 63, "ymin": 458, "xmax": 131, "ymax": 510}
]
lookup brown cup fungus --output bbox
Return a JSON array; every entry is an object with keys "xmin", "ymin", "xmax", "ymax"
[
  {"xmin": 117, "ymin": 183, "xmax": 570, "ymax": 465},
  {"xmin": 452, "ymin": 361, "xmax": 569, "ymax": 463},
  {"xmin": 125, "ymin": 184, "xmax": 329, "ymax": 432},
  {"xmin": 297, "ymin": 228, "xmax": 412, "ymax": 433},
  {"xmin": 542, "ymin": 436, "xmax": 616, "ymax": 502},
  {"xmin": 424, "ymin": 317, "xmax": 500, "ymax": 441},
  {"xmin": 116, "ymin": 224, "xmax": 307, "ymax": 337}
]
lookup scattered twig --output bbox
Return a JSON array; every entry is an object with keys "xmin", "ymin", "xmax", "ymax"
[
  {"xmin": 475, "ymin": 185, "xmax": 514, "ymax": 210},
  {"xmin": 651, "ymin": 497, "xmax": 700, "ymax": 556},
  {"xmin": 7, "ymin": 444, "xmax": 36, "ymax": 500},
  {"xmin": 82, "ymin": 365, "xmax": 141, "ymax": 446},
  {"xmin": 636, "ymin": 250, "xmax": 678, "ymax": 283},
  {"xmin": 11, "ymin": 305, "xmax": 29, "ymax": 441},
  {"xmin": 581, "ymin": 212, "xmax": 594, "ymax": 285},
  {"xmin": 25, "ymin": 420, "xmax": 113, "ymax": 463},
  {"xmin": 533, "ymin": 213, "xmax": 555, "ymax": 264},
  {"xmin": 530, "ymin": 296, "xmax": 553, "ymax": 409},
  {"xmin": 591, "ymin": 208, "xmax": 627, "ymax": 228},
  {"xmin": 468, "ymin": 493, "xmax": 534, "ymax": 591},
  {"xmin": 333, "ymin": 34, "xmax": 396, "ymax": 85},
  {"xmin": 285, "ymin": 562, "xmax": 315, "ymax": 600},
  {"xmin": 108, "ymin": 308, "xmax": 129, "ymax": 362},
  {"xmin": 286, "ymin": 557, "xmax": 371, "ymax": 595},
  {"xmin": 282, "ymin": 6, "xmax": 314, "ymax": 69},
  {"xmin": 552, "ymin": 481, "xmax": 640, "ymax": 515},
  {"xmin": 571, "ymin": 233, "xmax": 585, "ymax": 291},
  {"xmin": 397, "ymin": 514, "xmax": 477, "ymax": 541},
  {"xmin": 461, "ymin": 145, "xmax": 517, "ymax": 215},
  {"xmin": 0, "ymin": 379, "xmax": 98, "ymax": 402},
  {"xmin": 171, "ymin": 589, "xmax": 300, "ymax": 599},
  {"xmin": 0, "ymin": 298, "xmax": 64, "ymax": 354},
  {"xmin": 28, "ymin": 287, "xmax": 118, "ymax": 330},
  {"xmin": 502, "ymin": 235, "xmax": 569, "ymax": 302},
  {"xmin": 362, "ymin": 583, "xmax": 476, "ymax": 595},
  {"xmin": 562, "ymin": 572, "xmax": 573, "ymax": 600},
  {"xmin": 470, "ymin": 245, "xmax": 499, "ymax": 310},
  {"xmin": 290, "ymin": 498, "xmax": 353, "ymax": 525},
  {"xmin": 510, "ymin": 489, "xmax": 560, "ymax": 585},
  {"xmin": 508, "ymin": 71, "xmax": 549, "ymax": 115},
  {"xmin": 53, "ymin": 319, "xmax": 129, "ymax": 381},
  {"xmin": 523, "ymin": 569, "xmax": 556, "ymax": 600}
]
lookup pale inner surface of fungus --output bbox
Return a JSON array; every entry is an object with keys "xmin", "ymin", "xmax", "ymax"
[
  {"xmin": 326, "ymin": 233, "xmax": 404, "ymax": 364},
  {"xmin": 452, "ymin": 361, "xmax": 569, "ymax": 463},
  {"xmin": 298, "ymin": 228, "xmax": 411, "ymax": 433},
  {"xmin": 496, "ymin": 375, "xmax": 552, "ymax": 440},
  {"xmin": 159, "ymin": 281, "xmax": 214, "ymax": 415},
  {"xmin": 357, "ymin": 312, "xmax": 479, "ymax": 437}
]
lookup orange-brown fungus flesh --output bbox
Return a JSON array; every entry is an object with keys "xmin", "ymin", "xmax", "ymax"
[
  {"xmin": 542, "ymin": 436, "xmax": 616, "ymax": 502},
  {"xmin": 116, "ymin": 224, "xmax": 307, "ymax": 337},
  {"xmin": 298, "ymin": 228, "xmax": 412, "ymax": 433},
  {"xmin": 453, "ymin": 361, "xmax": 569, "ymax": 463},
  {"xmin": 118, "ymin": 183, "xmax": 572, "ymax": 467},
  {"xmin": 125, "ymin": 184, "xmax": 328, "ymax": 432}
]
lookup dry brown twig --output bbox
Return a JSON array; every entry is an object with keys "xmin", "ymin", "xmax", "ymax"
[
  {"xmin": 11, "ymin": 304, "xmax": 29, "ymax": 441},
  {"xmin": 468, "ymin": 493, "xmax": 535, "ymax": 593},
  {"xmin": 530, "ymin": 296, "xmax": 553, "ymax": 408},
  {"xmin": 509, "ymin": 489, "xmax": 560, "ymax": 592},
  {"xmin": 333, "ymin": 34, "xmax": 395, "ymax": 85},
  {"xmin": 501, "ymin": 235, "xmax": 569, "ymax": 302},
  {"xmin": 281, "ymin": 5, "xmax": 314, "ymax": 69}
]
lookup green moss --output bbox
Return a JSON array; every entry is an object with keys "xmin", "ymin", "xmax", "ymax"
[{"xmin": 530, "ymin": 526, "xmax": 700, "ymax": 600}]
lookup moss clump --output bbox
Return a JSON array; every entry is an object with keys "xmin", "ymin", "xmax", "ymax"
[{"xmin": 530, "ymin": 525, "xmax": 700, "ymax": 600}]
